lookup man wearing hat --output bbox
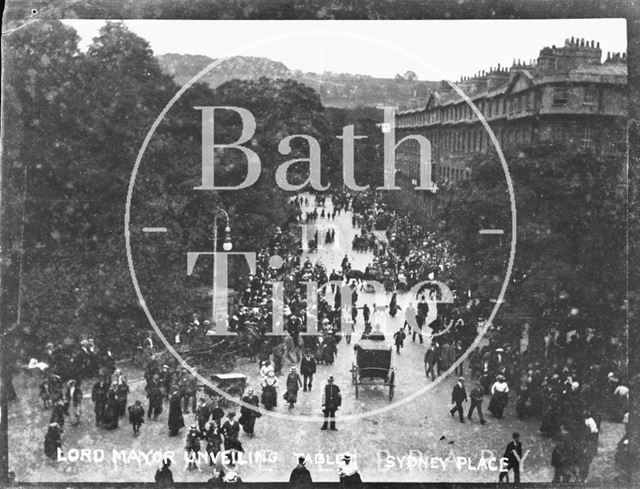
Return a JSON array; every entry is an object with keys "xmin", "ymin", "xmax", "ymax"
[
  {"xmin": 289, "ymin": 456, "xmax": 313, "ymax": 489},
  {"xmin": 468, "ymin": 380, "xmax": 487, "ymax": 424},
  {"xmin": 499, "ymin": 432, "xmax": 522, "ymax": 483},
  {"xmin": 450, "ymin": 377, "xmax": 467, "ymax": 423},
  {"xmin": 338, "ymin": 453, "xmax": 362, "ymax": 488},
  {"xmin": 146, "ymin": 374, "xmax": 163, "ymax": 421},
  {"xmin": 321, "ymin": 376, "xmax": 341, "ymax": 431},
  {"xmin": 300, "ymin": 350, "xmax": 317, "ymax": 392},
  {"xmin": 221, "ymin": 412, "xmax": 243, "ymax": 452}
]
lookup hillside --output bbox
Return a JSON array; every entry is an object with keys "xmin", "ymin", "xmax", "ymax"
[{"xmin": 156, "ymin": 53, "xmax": 437, "ymax": 108}]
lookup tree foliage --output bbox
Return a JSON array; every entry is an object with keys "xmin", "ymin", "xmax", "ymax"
[
  {"xmin": 438, "ymin": 143, "xmax": 627, "ymax": 350},
  {"xmin": 1, "ymin": 21, "xmax": 334, "ymax": 358}
]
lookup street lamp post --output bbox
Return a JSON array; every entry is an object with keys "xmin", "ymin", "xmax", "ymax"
[{"xmin": 212, "ymin": 208, "xmax": 232, "ymax": 327}]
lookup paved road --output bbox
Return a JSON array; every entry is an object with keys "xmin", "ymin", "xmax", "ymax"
[{"xmin": 7, "ymin": 194, "xmax": 624, "ymax": 483}]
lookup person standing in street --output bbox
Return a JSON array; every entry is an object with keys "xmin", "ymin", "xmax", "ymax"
[
  {"xmin": 393, "ymin": 328, "xmax": 406, "ymax": 354},
  {"xmin": 128, "ymin": 399, "xmax": 145, "ymax": 436},
  {"xmin": 321, "ymin": 376, "xmax": 341, "ymax": 431},
  {"xmin": 468, "ymin": 380, "xmax": 487, "ymax": 424},
  {"xmin": 184, "ymin": 424, "xmax": 201, "ymax": 471},
  {"xmin": 92, "ymin": 378, "xmax": 108, "ymax": 426},
  {"xmin": 388, "ymin": 292, "xmax": 400, "ymax": 318},
  {"xmin": 44, "ymin": 422, "xmax": 62, "ymax": 461},
  {"xmin": 146, "ymin": 374, "xmax": 163, "ymax": 421},
  {"xmin": 338, "ymin": 453, "xmax": 362, "ymax": 488},
  {"xmin": 50, "ymin": 399, "xmax": 66, "ymax": 432},
  {"xmin": 285, "ymin": 332, "xmax": 297, "ymax": 364},
  {"xmin": 221, "ymin": 412, "xmax": 243, "ymax": 452},
  {"xmin": 450, "ymin": 377, "xmax": 467, "ymax": 423},
  {"xmin": 425, "ymin": 344, "xmax": 439, "ymax": 381},
  {"xmin": 261, "ymin": 370, "xmax": 279, "ymax": 410},
  {"xmin": 289, "ymin": 456, "xmax": 313, "ymax": 489},
  {"xmin": 499, "ymin": 432, "xmax": 522, "ymax": 483},
  {"xmin": 403, "ymin": 302, "xmax": 416, "ymax": 333},
  {"xmin": 284, "ymin": 367, "xmax": 302, "ymax": 408},
  {"xmin": 155, "ymin": 458, "xmax": 174, "ymax": 486},
  {"xmin": 489, "ymin": 374, "xmax": 510, "ymax": 419},
  {"xmin": 300, "ymin": 351, "xmax": 316, "ymax": 392},
  {"xmin": 239, "ymin": 388, "xmax": 261, "ymax": 436},
  {"xmin": 195, "ymin": 398, "xmax": 211, "ymax": 434},
  {"xmin": 168, "ymin": 389, "xmax": 185, "ymax": 437},
  {"xmin": 65, "ymin": 379, "xmax": 82, "ymax": 426}
]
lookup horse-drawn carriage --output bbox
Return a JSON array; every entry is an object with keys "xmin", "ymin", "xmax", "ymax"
[
  {"xmin": 351, "ymin": 339, "xmax": 396, "ymax": 401},
  {"xmin": 154, "ymin": 324, "xmax": 260, "ymax": 375},
  {"xmin": 203, "ymin": 373, "xmax": 248, "ymax": 408}
]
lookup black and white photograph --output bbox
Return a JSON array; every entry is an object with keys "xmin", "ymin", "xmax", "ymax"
[{"xmin": 1, "ymin": 1, "xmax": 637, "ymax": 486}]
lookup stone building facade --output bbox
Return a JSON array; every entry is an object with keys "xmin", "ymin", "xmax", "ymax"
[{"xmin": 393, "ymin": 37, "xmax": 627, "ymax": 215}]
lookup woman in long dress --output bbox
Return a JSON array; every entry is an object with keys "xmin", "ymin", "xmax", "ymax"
[
  {"xmin": 261, "ymin": 371, "xmax": 279, "ymax": 410},
  {"xmin": 102, "ymin": 385, "xmax": 119, "ymax": 430},
  {"xmin": 488, "ymin": 374, "xmax": 510, "ymax": 419},
  {"xmin": 168, "ymin": 390, "xmax": 185, "ymax": 436}
]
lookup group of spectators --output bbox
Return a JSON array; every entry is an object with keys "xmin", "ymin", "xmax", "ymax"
[
  {"xmin": 348, "ymin": 190, "xmax": 630, "ymax": 483},
  {"xmin": 28, "ymin": 189, "xmax": 634, "ymax": 484}
]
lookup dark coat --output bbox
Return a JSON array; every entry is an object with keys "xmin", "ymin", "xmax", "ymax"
[
  {"xmin": 451, "ymin": 383, "xmax": 467, "ymax": 404},
  {"xmin": 222, "ymin": 420, "xmax": 243, "ymax": 451},
  {"xmin": 289, "ymin": 464, "xmax": 313, "ymax": 489},
  {"xmin": 503, "ymin": 440, "xmax": 523, "ymax": 466},
  {"xmin": 44, "ymin": 426, "xmax": 61, "ymax": 459},
  {"xmin": 155, "ymin": 464, "xmax": 174, "ymax": 485},
  {"xmin": 393, "ymin": 330, "xmax": 406, "ymax": 346},
  {"xmin": 92, "ymin": 381, "xmax": 107, "ymax": 411},
  {"xmin": 128, "ymin": 404, "xmax": 145, "ymax": 426},
  {"xmin": 50, "ymin": 403, "xmax": 66, "ymax": 428},
  {"xmin": 424, "ymin": 348, "xmax": 439, "ymax": 365},
  {"xmin": 470, "ymin": 385, "xmax": 485, "ymax": 402},
  {"xmin": 168, "ymin": 393, "xmax": 185, "ymax": 435},
  {"xmin": 323, "ymin": 384, "xmax": 341, "ymax": 410},
  {"xmin": 300, "ymin": 356, "xmax": 317, "ymax": 375},
  {"xmin": 196, "ymin": 403, "xmax": 211, "ymax": 425},
  {"xmin": 103, "ymin": 390, "xmax": 119, "ymax": 430},
  {"xmin": 239, "ymin": 394, "xmax": 261, "ymax": 434},
  {"xmin": 65, "ymin": 386, "xmax": 83, "ymax": 406}
]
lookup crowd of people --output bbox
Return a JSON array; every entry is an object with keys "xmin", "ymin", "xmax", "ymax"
[{"xmin": 20, "ymin": 189, "xmax": 631, "ymax": 484}]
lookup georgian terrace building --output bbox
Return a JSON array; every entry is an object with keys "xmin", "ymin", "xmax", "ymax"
[{"xmin": 394, "ymin": 37, "xmax": 627, "ymax": 213}]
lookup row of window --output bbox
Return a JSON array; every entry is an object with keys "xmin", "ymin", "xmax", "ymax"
[
  {"xmin": 553, "ymin": 86, "xmax": 598, "ymax": 106},
  {"xmin": 397, "ymin": 86, "xmax": 600, "ymax": 127},
  {"xmin": 397, "ymin": 157, "xmax": 468, "ymax": 184},
  {"xmin": 398, "ymin": 124, "xmax": 601, "ymax": 166}
]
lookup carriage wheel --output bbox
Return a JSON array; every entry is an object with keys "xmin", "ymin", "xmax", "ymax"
[
  {"xmin": 388, "ymin": 369, "xmax": 395, "ymax": 401},
  {"xmin": 221, "ymin": 353, "xmax": 236, "ymax": 373}
]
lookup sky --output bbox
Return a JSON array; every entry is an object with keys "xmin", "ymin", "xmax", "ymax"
[{"xmin": 62, "ymin": 19, "xmax": 627, "ymax": 81}]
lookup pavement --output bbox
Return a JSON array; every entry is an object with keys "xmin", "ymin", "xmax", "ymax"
[{"xmin": 7, "ymin": 194, "xmax": 625, "ymax": 483}]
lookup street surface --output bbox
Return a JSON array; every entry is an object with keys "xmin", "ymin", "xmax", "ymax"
[{"xmin": 8, "ymin": 195, "xmax": 624, "ymax": 483}]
